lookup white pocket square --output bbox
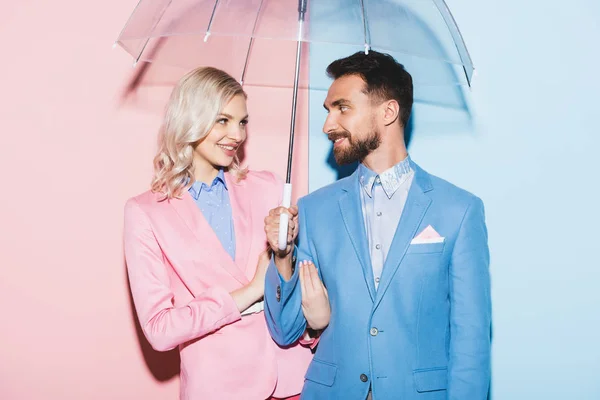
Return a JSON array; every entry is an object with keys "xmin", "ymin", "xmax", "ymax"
[{"xmin": 410, "ymin": 225, "xmax": 445, "ymax": 244}]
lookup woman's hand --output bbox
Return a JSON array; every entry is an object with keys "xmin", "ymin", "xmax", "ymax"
[
  {"xmin": 249, "ymin": 250, "xmax": 271, "ymax": 297},
  {"xmin": 299, "ymin": 261, "xmax": 330, "ymax": 330},
  {"xmin": 230, "ymin": 250, "xmax": 271, "ymax": 313}
]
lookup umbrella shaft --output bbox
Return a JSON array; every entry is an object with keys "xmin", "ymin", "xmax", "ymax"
[
  {"xmin": 286, "ymin": 18, "xmax": 304, "ymax": 184},
  {"xmin": 298, "ymin": 0, "xmax": 307, "ymax": 15}
]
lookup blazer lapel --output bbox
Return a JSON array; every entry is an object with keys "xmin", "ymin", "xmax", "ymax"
[
  {"xmin": 338, "ymin": 171, "xmax": 376, "ymax": 302},
  {"xmin": 374, "ymin": 164, "xmax": 433, "ymax": 308},
  {"xmin": 225, "ymin": 172, "xmax": 253, "ymax": 278},
  {"xmin": 169, "ymin": 188, "xmax": 249, "ymax": 285}
]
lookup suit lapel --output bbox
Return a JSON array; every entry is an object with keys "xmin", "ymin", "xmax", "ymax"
[
  {"xmin": 374, "ymin": 164, "xmax": 433, "ymax": 308},
  {"xmin": 339, "ymin": 171, "xmax": 376, "ymax": 301},
  {"xmin": 169, "ymin": 184, "xmax": 249, "ymax": 285},
  {"xmin": 225, "ymin": 172, "xmax": 253, "ymax": 278}
]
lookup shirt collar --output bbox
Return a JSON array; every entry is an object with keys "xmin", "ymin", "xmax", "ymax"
[
  {"xmin": 188, "ymin": 169, "xmax": 227, "ymax": 200},
  {"xmin": 358, "ymin": 155, "xmax": 412, "ymax": 199}
]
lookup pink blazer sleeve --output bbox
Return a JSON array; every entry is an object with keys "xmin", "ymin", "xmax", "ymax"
[{"xmin": 123, "ymin": 198, "xmax": 242, "ymax": 352}]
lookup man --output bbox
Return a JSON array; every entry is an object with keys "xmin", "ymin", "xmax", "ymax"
[{"xmin": 264, "ymin": 50, "xmax": 491, "ymax": 399}]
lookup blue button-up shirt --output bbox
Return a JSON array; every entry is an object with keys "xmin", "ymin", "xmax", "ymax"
[
  {"xmin": 358, "ymin": 156, "xmax": 414, "ymax": 289},
  {"xmin": 188, "ymin": 170, "xmax": 236, "ymax": 260}
]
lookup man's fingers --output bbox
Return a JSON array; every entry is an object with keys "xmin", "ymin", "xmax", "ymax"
[
  {"xmin": 288, "ymin": 205, "xmax": 299, "ymax": 217},
  {"xmin": 286, "ymin": 219, "xmax": 295, "ymax": 232},
  {"xmin": 265, "ymin": 208, "xmax": 294, "ymax": 231},
  {"xmin": 268, "ymin": 207, "xmax": 285, "ymax": 217},
  {"xmin": 268, "ymin": 206, "xmax": 298, "ymax": 219}
]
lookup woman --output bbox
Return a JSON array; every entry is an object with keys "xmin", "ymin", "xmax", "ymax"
[{"xmin": 124, "ymin": 66, "xmax": 313, "ymax": 399}]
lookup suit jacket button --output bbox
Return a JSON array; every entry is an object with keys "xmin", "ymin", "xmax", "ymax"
[
  {"xmin": 360, "ymin": 374, "xmax": 368, "ymax": 382},
  {"xmin": 370, "ymin": 327, "xmax": 379, "ymax": 336}
]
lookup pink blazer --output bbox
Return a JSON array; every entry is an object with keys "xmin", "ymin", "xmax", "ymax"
[{"xmin": 124, "ymin": 170, "xmax": 313, "ymax": 400}]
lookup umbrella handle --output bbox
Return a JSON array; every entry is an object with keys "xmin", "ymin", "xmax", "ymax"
[{"xmin": 278, "ymin": 183, "xmax": 293, "ymax": 251}]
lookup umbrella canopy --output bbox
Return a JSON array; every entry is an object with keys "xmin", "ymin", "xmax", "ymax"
[
  {"xmin": 115, "ymin": 0, "xmax": 474, "ymax": 249},
  {"xmin": 116, "ymin": 0, "xmax": 473, "ymax": 88}
]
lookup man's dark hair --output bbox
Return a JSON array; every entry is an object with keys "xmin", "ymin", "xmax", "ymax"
[{"xmin": 326, "ymin": 50, "xmax": 413, "ymax": 127}]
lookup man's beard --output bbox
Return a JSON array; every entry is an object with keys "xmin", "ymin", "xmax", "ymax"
[{"xmin": 330, "ymin": 129, "xmax": 381, "ymax": 165}]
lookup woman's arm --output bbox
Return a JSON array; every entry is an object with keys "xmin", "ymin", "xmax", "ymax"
[
  {"xmin": 124, "ymin": 199, "xmax": 252, "ymax": 352},
  {"xmin": 231, "ymin": 251, "xmax": 270, "ymax": 313}
]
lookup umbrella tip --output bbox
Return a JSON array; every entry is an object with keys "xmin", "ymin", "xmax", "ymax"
[
  {"xmin": 203, "ymin": 32, "xmax": 211, "ymax": 42},
  {"xmin": 133, "ymin": 61, "xmax": 138, "ymax": 68},
  {"xmin": 364, "ymin": 44, "xmax": 370, "ymax": 55},
  {"xmin": 112, "ymin": 42, "xmax": 117, "ymax": 50},
  {"xmin": 470, "ymin": 68, "xmax": 477, "ymax": 88}
]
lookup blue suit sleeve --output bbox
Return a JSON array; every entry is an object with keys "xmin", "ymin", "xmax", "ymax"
[
  {"xmin": 264, "ymin": 198, "xmax": 312, "ymax": 346},
  {"xmin": 447, "ymin": 197, "xmax": 492, "ymax": 399}
]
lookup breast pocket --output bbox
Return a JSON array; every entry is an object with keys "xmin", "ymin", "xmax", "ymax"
[{"xmin": 406, "ymin": 241, "xmax": 445, "ymax": 255}]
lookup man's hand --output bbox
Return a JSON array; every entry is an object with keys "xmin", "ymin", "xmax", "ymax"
[
  {"xmin": 299, "ymin": 261, "xmax": 330, "ymax": 330},
  {"xmin": 265, "ymin": 205, "xmax": 299, "ymax": 257},
  {"xmin": 264, "ymin": 206, "xmax": 299, "ymax": 280}
]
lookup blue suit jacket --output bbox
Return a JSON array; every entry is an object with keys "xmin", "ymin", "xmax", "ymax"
[{"xmin": 265, "ymin": 160, "xmax": 491, "ymax": 400}]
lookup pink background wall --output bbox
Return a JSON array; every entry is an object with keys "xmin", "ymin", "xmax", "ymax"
[{"xmin": 0, "ymin": 1, "xmax": 308, "ymax": 398}]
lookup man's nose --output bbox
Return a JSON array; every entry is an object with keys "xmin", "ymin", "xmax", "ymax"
[{"xmin": 323, "ymin": 114, "xmax": 338, "ymax": 134}]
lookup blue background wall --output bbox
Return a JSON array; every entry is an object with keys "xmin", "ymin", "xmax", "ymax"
[{"xmin": 308, "ymin": 1, "xmax": 600, "ymax": 398}]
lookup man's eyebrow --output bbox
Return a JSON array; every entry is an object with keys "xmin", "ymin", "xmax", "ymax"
[
  {"xmin": 323, "ymin": 98, "xmax": 350, "ymax": 111},
  {"xmin": 332, "ymin": 99, "xmax": 350, "ymax": 107}
]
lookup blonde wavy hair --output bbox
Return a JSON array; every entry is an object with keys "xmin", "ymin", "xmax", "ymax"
[{"xmin": 151, "ymin": 66, "xmax": 248, "ymax": 199}]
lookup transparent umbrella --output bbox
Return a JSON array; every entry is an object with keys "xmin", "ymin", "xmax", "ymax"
[{"xmin": 115, "ymin": 0, "xmax": 474, "ymax": 249}]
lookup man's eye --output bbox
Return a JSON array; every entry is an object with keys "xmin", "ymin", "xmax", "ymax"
[{"xmin": 340, "ymin": 106, "xmax": 349, "ymax": 112}]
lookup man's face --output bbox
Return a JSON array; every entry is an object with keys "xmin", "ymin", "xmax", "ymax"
[{"xmin": 323, "ymin": 74, "xmax": 381, "ymax": 165}]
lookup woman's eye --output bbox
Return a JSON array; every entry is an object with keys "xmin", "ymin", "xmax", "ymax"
[
  {"xmin": 217, "ymin": 118, "xmax": 228, "ymax": 125},
  {"xmin": 240, "ymin": 120, "xmax": 248, "ymax": 126}
]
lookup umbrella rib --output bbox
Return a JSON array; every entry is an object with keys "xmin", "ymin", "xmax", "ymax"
[
  {"xmin": 114, "ymin": 0, "xmax": 144, "ymax": 47},
  {"xmin": 133, "ymin": 0, "xmax": 173, "ymax": 66},
  {"xmin": 240, "ymin": 0, "xmax": 266, "ymax": 85},
  {"xmin": 359, "ymin": 0, "xmax": 371, "ymax": 54},
  {"xmin": 204, "ymin": 0, "xmax": 220, "ymax": 42},
  {"xmin": 431, "ymin": 0, "xmax": 474, "ymax": 86}
]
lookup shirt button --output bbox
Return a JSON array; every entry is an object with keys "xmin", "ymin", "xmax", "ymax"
[
  {"xmin": 376, "ymin": 211, "xmax": 382, "ymax": 217},
  {"xmin": 370, "ymin": 327, "xmax": 379, "ymax": 336},
  {"xmin": 276, "ymin": 285, "xmax": 281, "ymax": 302},
  {"xmin": 375, "ymin": 277, "xmax": 380, "ymax": 283},
  {"xmin": 375, "ymin": 244, "xmax": 381, "ymax": 250},
  {"xmin": 360, "ymin": 374, "xmax": 369, "ymax": 382}
]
